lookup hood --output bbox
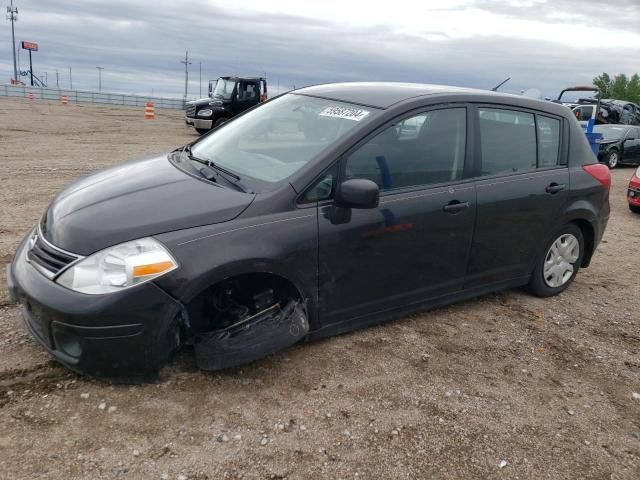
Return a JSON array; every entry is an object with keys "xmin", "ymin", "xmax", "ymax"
[
  {"xmin": 41, "ymin": 154, "xmax": 254, "ymax": 255},
  {"xmin": 192, "ymin": 97, "xmax": 225, "ymax": 107}
]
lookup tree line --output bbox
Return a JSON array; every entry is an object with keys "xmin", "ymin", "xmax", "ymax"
[{"xmin": 592, "ymin": 73, "xmax": 640, "ymax": 104}]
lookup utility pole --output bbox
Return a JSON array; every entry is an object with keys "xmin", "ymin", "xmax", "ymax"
[
  {"xmin": 199, "ymin": 61, "xmax": 202, "ymax": 98},
  {"xmin": 68, "ymin": 66, "xmax": 72, "ymax": 89},
  {"xmin": 6, "ymin": 0, "xmax": 18, "ymax": 82},
  {"xmin": 96, "ymin": 66, "xmax": 104, "ymax": 92},
  {"xmin": 180, "ymin": 50, "xmax": 191, "ymax": 102},
  {"xmin": 28, "ymin": 48, "xmax": 32, "ymax": 85},
  {"xmin": 55, "ymin": 69, "xmax": 59, "ymax": 88}
]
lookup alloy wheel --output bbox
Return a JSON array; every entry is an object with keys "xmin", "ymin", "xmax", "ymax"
[
  {"xmin": 543, "ymin": 233, "xmax": 580, "ymax": 288},
  {"xmin": 607, "ymin": 151, "xmax": 619, "ymax": 169}
]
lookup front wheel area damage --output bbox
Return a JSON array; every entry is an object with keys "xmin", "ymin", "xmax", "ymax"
[
  {"xmin": 194, "ymin": 300, "xmax": 308, "ymax": 370},
  {"xmin": 182, "ymin": 273, "xmax": 308, "ymax": 371}
]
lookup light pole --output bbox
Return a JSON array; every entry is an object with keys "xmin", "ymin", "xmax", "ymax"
[
  {"xmin": 68, "ymin": 66, "xmax": 72, "ymax": 89},
  {"xmin": 96, "ymin": 66, "xmax": 104, "ymax": 92},
  {"xmin": 55, "ymin": 69, "xmax": 59, "ymax": 88},
  {"xmin": 180, "ymin": 50, "xmax": 191, "ymax": 102},
  {"xmin": 6, "ymin": 0, "xmax": 18, "ymax": 82},
  {"xmin": 199, "ymin": 61, "xmax": 202, "ymax": 98}
]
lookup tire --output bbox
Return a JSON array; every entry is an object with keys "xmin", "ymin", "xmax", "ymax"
[
  {"xmin": 630, "ymin": 204, "xmax": 640, "ymax": 214},
  {"xmin": 213, "ymin": 117, "xmax": 228, "ymax": 128},
  {"xmin": 195, "ymin": 128, "xmax": 209, "ymax": 135},
  {"xmin": 526, "ymin": 224, "xmax": 585, "ymax": 297},
  {"xmin": 605, "ymin": 150, "xmax": 619, "ymax": 169}
]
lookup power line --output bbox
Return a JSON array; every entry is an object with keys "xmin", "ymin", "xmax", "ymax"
[{"xmin": 6, "ymin": 0, "xmax": 18, "ymax": 82}]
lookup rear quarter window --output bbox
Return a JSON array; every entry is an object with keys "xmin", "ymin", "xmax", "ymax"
[{"xmin": 537, "ymin": 115, "xmax": 561, "ymax": 167}]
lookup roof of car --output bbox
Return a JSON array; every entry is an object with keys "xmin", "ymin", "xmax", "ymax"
[{"xmin": 295, "ymin": 82, "xmax": 520, "ymax": 109}]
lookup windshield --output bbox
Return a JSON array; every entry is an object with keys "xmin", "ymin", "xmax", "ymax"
[
  {"xmin": 593, "ymin": 125, "xmax": 627, "ymax": 141},
  {"xmin": 212, "ymin": 79, "xmax": 235, "ymax": 100},
  {"xmin": 190, "ymin": 94, "xmax": 378, "ymax": 184}
]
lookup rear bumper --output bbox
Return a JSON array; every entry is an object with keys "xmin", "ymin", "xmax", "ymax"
[
  {"xmin": 6, "ymin": 237, "xmax": 183, "ymax": 380},
  {"xmin": 185, "ymin": 116, "xmax": 212, "ymax": 130}
]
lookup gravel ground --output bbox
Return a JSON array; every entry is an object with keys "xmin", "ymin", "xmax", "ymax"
[{"xmin": 0, "ymin": 97, "xmax": 638, "ymax": 480}]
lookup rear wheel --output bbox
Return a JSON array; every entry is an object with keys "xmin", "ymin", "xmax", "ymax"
[
  {"xmin": 526, "ymin": 224, "xmax": 584, "ymax": 297},
  {"xmin": 196, "ymin": 128, "xmax": 209, "ymax": 135},
  {"xmin": 630, "ymin": 204, "xmax": 640, "ymax": 214},
  {"xmin": 605, "ymin": 150, "xmax": 619, "ymax": 169}
]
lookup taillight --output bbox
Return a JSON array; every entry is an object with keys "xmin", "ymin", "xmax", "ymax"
[{"xmin": 582, "ymin": 164, "xmax": 611, "ymax": 190}]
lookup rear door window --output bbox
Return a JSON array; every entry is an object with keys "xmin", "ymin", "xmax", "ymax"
[{"xmin": 478, "ymin": 109, "xmax": 537, "ymax": 175}]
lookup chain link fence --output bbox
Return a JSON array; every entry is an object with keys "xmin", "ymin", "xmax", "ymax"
[{"xmin": 1, "ymin": 84, "xmax": 185, "ymax": 110}]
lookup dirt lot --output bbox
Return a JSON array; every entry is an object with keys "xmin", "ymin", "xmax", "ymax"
[{"xmin": 0, "ymin": 97, "xmax": 638, "ymax": 479}]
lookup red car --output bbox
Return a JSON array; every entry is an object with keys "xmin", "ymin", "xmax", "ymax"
[{"xmin": 629, "ymin": 166, "xmax": 640, "ymax": 213}]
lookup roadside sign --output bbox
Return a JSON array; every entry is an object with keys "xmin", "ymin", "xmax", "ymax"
[{"xmin": 21, "ymin": 41, "xmax": 38, "ymax": 51}]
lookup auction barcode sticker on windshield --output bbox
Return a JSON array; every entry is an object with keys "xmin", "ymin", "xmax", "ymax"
[{"xmin": 319, "ymin": 106, "xmax": 370, "ymax": 121}]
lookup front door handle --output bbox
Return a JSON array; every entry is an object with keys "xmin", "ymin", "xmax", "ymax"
[
  {"xmin": 443, "ymin": 201, "xmax": 471, "ymax": 214},
  {"xmin": 545, "ymin": 183, "xmax": 566, "ymax": 194}
]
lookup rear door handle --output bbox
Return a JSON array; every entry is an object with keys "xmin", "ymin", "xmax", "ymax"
[
  {"xmin": 545, "ymin": 183, "xmax": 566, "ymax": 194},
  {"xmin": 443, "ymin": 201, "xmax": 471, "ymax": 214}
]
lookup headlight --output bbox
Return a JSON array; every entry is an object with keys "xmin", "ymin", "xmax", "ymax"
[
  {"xmin": 197, "ymin": 109, "xmax": 213, "ymax": 117},
  {"xmin": 57, "ymin": 238, "xmax": 177, "ymax": 294}
]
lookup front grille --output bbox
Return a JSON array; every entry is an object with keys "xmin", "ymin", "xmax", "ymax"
[
  {"xmin": 27, "ymin": 232, "xmax": 80, "ymax": 278},
  {"xmin": 185, "ymin": 105, "xmax": 196, "ymax": 117}
]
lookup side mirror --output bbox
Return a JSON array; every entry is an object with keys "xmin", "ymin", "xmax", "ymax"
[{"xmin": 335, "ymin": 179, "xmax": 379, "ymax": 209}]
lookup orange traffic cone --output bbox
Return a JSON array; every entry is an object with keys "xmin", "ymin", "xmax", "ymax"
[
  {"xmin": 61, "ymin": 95, "xmax": 68, "ymax": 105},
  {"xmin": 27, "ymin": 92, "xmax": 34, "ymax": 100},
  {"xmin": 144, "ymin": 101, "xmax": 155, "ymax": 120}
]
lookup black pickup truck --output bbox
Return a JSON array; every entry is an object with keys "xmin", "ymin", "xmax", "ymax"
[{"xmin": 185, "ymin": 76, "xmax": 267, "ymax": 134}]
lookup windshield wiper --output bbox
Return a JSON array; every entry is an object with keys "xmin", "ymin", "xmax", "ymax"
[{"xmin": 183, "ymin": 145, "xmax": 249, "ymax": 192}]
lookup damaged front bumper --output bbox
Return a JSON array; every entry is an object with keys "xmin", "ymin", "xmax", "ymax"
[
  {"xmin": 7, "ymin": 238, "xmax": 184, "ymax": 380},
  {"xmin": 194, "ymin": 300, "xmax": 309, "ymax": 370}
]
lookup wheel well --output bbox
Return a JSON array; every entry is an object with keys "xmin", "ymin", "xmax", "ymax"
[
  {"xmin": 571, "ymin": 219, "xmax": 594, "ymax": 267},
  {"xmin": 184, "ymin": 273, "xmax": 303, "ymax": 336}
]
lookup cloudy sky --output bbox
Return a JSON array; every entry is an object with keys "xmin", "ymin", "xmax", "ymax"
[{"xmin": 2, "ymin": 0, "xmax": 639, "ymax": 99}]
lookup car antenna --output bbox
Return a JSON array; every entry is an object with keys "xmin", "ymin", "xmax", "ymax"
[{"xmin": 492, "ymin": 77, "xmax": 511, "ymax": 91}]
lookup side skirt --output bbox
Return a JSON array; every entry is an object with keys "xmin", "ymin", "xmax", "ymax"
[{"xmin": 307, "ymin": 276, "xmax": 530, "ymax": 342}]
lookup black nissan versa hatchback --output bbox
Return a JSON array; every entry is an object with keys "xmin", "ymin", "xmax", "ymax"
[{"xmin": 6, "ymin": 83, "xmax": 610, "ymax": 380}]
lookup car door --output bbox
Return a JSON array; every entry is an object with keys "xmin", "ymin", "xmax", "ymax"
[
  {"xmin": 466, "ymin": 107, "xmax": 569, "ymax": 288},
  {"xmin": 315, "ymin": 107, "xmax": 476, "ymax": 326},
  {"xmin": 234, "ymin": 81, "xmax": 258, "ymax": 114},
  {"xmin": 622, "ymin": 127, "xmax": 640, "ymax": 163}
]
